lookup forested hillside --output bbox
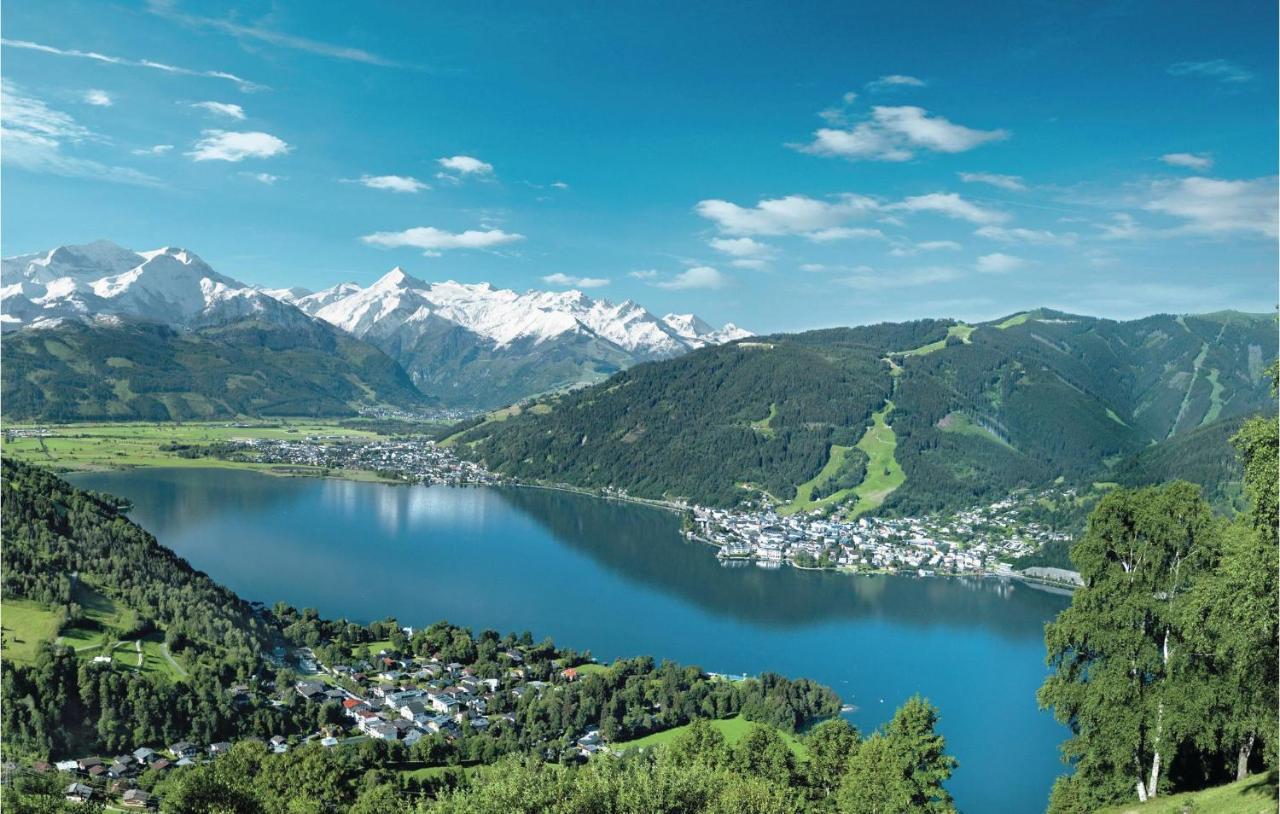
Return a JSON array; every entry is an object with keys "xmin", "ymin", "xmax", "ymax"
[
  {"xmin": 1, "ymin": 318, "xmax": 433, "ymax": 421},
  {"xmin": 451, "ymin": 309, "xmax": 1274, "ymax": 513}
]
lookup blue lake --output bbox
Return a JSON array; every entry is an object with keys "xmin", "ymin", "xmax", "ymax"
[{"xmin": 71, "ymin": 467, "xmax": 1071, "ymax": 812}]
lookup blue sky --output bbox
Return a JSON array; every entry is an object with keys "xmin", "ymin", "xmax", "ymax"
[{"xmin": 2, "ymin": 0, "xmax": 1276, "ymax": 332}]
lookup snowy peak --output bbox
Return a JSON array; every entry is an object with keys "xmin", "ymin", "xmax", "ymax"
[
  {"xmin": 287, "ymin": 270, "xmax": 750, "ymax": 356},
  {"xmin": 2, "ymin": 240, "xmax": 304, "ymax": 331}
]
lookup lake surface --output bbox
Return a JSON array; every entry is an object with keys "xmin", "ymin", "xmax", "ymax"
[{"xmin": 71, "ymin": 467, "xmax": 1072, "ymax": 812}]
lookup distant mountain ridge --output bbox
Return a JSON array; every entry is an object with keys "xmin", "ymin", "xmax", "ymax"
[
  {"xmin": 2, "ymin": 241, "xmax": 749, "ymax": 412},
  {"xmin": 267, "ymin": 268, "xmax": 749, "ymax": 409},
  {"xmin": 449, "ymin": 309, "xmax": 1276, "ymax": 514}
]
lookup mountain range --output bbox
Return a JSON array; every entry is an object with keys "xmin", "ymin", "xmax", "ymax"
[
  {"xmin": 0, "ymin": 241, "xmax": 748, "ymax": 418},
  {"xmin": 448, "ymin": 309, "xmax": 1276, "ymax": 515}
]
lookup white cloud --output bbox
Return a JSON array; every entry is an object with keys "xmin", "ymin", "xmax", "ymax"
[
  {"xmin": 192, "ymin": 101, "xmax": 245, "ymax": 120},
  {"xmin": 731, "ymin": 259, "xmax": 768, "ymax": 270},
  {"xmin": 974, "ymin": 225, "xmax": 1076, "ymax": 245},
  {"xmin": 550, "ymin": 180, "xmax": 569, "ymax": 189},
  {"xmin": 892, "ymin": 192, "xmax": 1009, "ymax": 224},
  {"xmin": 146, "ymin": 1, "xmax": 395, "ymax": 66},
  {"xmin": 806, "ymin": 227, "xmax": 885, "ymax": 242},
  {"xmin": 1144, "ymin": 176, "xmax": 1278, "ymax": 238},
  {"xmin": 436, "ymin": 155, "xmax": 493, "ymax": 177},
  {"xmin": 83, "ymin": 89, "xmax": 112, "ymax": 107},
  {"xmin": 131, "ymin": 144, "xmax": 173, "ymax": 156},
  {"xmin": 958, "ymin": 171, "xmax": 1025, "ymax": 191},
  {"xmin": 354, "ymin": 174, "xmax": 428, "ymax": 193},
  {"xmin": 975, "ymin": 252, "xmax": 1026, "ymax": 273},
  {"xmin": 889, "ymin": 240, "xmax": 962, "ymax": 256},
  {"xmin": 1167, "ymin": 59, "xmax": 1253, "ymax": 83},
  {"xmin": 243, "ymin": 171, "xmax": 279, "ymax": 184},
  {"xmin": 1160, "ymin": 152, "xmax": 1213, "ymax": 170},
  {"xmin": 542, "ymin": 272, "xmax": 608, "ymax": 288},
  {"xmin": 0, "ymin": 80, "xmax": 159, "ymax": 186},
  {"xmin": 1, "ymin": 37, "xmax": 259, "ymax": 90},
  {"xmin": 866, "ymin": 74, "xmax": 926, "ymax": 91},
  {"xmin": 361, "ymin": 226, "xmax": 525, "ymax": 253},
  {"xmin": 188, "ymin": 130, "xmax": 289, "ymax": 161},
  {"xmin": 655, "ymin": 266, "xmax": 729, "ymax": 290},
  {"xmin": 628, "ymin": 269, "xmax": 658, "ymax": 280},
  {"xmin": 696, "ymin": 194, "xmax": 879, "ymax": 236},
  {"xmin": 709, "ymin": 237, "xmax": 773, "ymax": 257},
  {"xmin": 799, "ymin": 105, "xmax": 1007, "ymax": 162},
  {"xmin": 1096, "ymin": 212, "xmax": 1144, "ymax": 240},
  {"xmin": 838, "ymin": 266, "xmax": 960, "ymax": 290}
]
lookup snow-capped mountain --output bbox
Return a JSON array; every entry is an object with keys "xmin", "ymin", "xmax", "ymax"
[
  {"xmin": 2, "ymin": 241, "xmax": 751, "ymax": 410},
  {"xmin": 2, "ymin": 241, "xmax": 307, "ymax": 331},
  {"xmin": 265, "ymin": 269, "xmax": 750, "ymax": 408},
  {"xmin": 273, "ymin": 269, "xmax": 745, "ymax": 359}
]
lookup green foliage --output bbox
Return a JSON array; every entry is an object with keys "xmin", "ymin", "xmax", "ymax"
[
  {"xmin": 1040, "ymin": 410, "xmax": 1279, "ymax": 811},
  {"xmin": 1, "ymin": 318, "xmax": 431, "ymax": 422},
  {"xmin": 451, "ymin": 310, "xmax": 1273, "ymax": 513}
]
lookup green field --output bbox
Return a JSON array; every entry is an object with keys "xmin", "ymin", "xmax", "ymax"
[
  {"xmin": 847, "ymin": 402, "xmax": 906, "ymax": 516},
  {"xmin": 900, "ymin": 324, "xmax": 976, "ymax": 357},
  {"xmin": 1202, "ymin": 368, "xmax": 1225, "ymax": 425},
  {"xmin": 0, "ymin": 599, "xmax": 64, "ymax": 664},
  {"xmin": 938, "ymin": 411, "xmax": 1018, "ymax": 451},
  {"xmin": 750, "ymin": 403, "xmax": 779, "ymax": 438},
  {"xmin": 611, "ymin": 716, "xmax": 808, "ymax": 759},
  {"xmin": 1096, "ymin": 772, "xmax": 1276, "ymax": 814},
  {"xmin": 2, "ymin": 419, "xmax": 392, "ymax": 475},
  {"xmin": 780, "ymin": 444, "xmax": 857, "ymax": 516},
  {"xmin": 994, "ymin": 311, "xmax": 1034, "ymax": 330},
  {"xmin": 570, "ymin": 662, "xmax": 612, "ymax": 676}
]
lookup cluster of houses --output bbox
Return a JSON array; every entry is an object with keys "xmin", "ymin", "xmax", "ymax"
[
  {"xmin": 235, "ymin": 438, "xmax": 502, "ymax": 487},
  {"xmin": 40, "ymin": 740, "xmax": 241, "ymax": 807},
  {"xmin": 288, "ymin": 645, "xmax": 605, "ymax": 759},
  {"xmin": 687, "ymin": 487, "xmax": 1077, "ymax": 577}
]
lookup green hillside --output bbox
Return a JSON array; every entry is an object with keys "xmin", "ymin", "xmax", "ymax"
[
  {"xmin": 1, "ymin": 317, "xmax": 434, "ymax": 422},
  {"xmin": 453, "ymin": 310, "xmax": 1275, "ymax": 512}
]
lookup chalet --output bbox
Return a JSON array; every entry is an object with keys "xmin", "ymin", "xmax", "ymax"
[
  {"xmin": 320, "ymin": 737, "xmax": 339, "ymax": 748},
  {"xmin": 209, "ymin": 742, "xmax": 233, "ymax": 756},
  {"xmin": 121, "ymin": 789, "xmax": 154, "ymax": 809},
  {"xmin": 107, "ymin": 761, "xmax": 132, "ymax": 778},
  {"xmin": 402, "ymin": 728, "xmax": 424, "ymax": 747},
  {"xmin": 150, "ymin": 759, "xmax": 171, "ymax": 772},
  {"xmin": 132, "ymin": 747, "xmax": 158, "ymax": 764},
  {"xmin": 295, "ymin": 681, "xmax": 327, "ymax": 701},
  {"xmin": 367, "ymin": 721, "xmax": 398, "ymax": 741},
  {"xmin": 65, "ymin": 783, "xmax": 95, "ymax": 803},
  {"xmin": 169, "ymin": 742, "xmax": 198, "ymax": 759},
  {"xmin": 55, "ymin": 760, "xmax": 79, "ymax": 773},
  {"xmin": 269, "ymin": 735, "xmax": 288, "ymax": 754},
  {"xmin": 560, "ymin": 667, "xmax": 579, "ymax": 682},
  {"xmin": 87, "ymin": 765, "xmax": 107, "ymax": 779},
  {"xmin": 76, "ymin": 757, "xmax": 102, "ymax": 772}
]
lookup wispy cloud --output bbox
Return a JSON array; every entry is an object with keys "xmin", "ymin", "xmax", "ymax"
[
  {"xmin": 628, "ymin": 270, "xmax": 659, "ymax": 280},
  {"xmin": 709, "ymin": 237, "xmax": 773, "ymax": 257},
  {"xmin": 975, "ymin": 252, "xmax": 1026, "ymax": 273},
  {"xmin": 242, "ymin": 171, "xmax": 279, "ymax": 184},
  {"xmin": 838, "ymin": 266, "xmax": 960, "ymax": 290},
  {"xmin": 192, "ymin": 101, "xmax": 245, "ymax": 120},
  {"xmin": 1, "ymin": 80, "xmax": 160, "ymax": 186},
  {"xmin": 1168, "ymin": 59, "xmax": 1253, "ymax": 83},
  {"xmin": 655, "ymin": 266, "xmax": 729, "ymax": 290},
  {"xmin": 1144, "ymin": 176, "xmax": 1277, "ymax": 238},
  {"xmin": 188, "ymin": 130, "xmax": 290, "ymax": 162},
  {"xmin": 1, "ymin": 38, "xmax": 260, "ymax": 90},
  {"xmin": 131, "ymin": 144, "xmax": 173, "ymax": 156},
  {"xmin": 695, "ymin": 194, "xmax": 879, "ymax": 236},
  {"xmin": 83, "ymin": 89, "xmax": 113, "ymax": 107},
  {"xmin": 542, "ymin": 272, "xmax": 609, "ymax": 288},
  {"xmin": 958, "ymin": 171, "xmax": 1025, "ymax": 191},
  {"xmin": 1160, "ymin": 152, "xmax": 1213, "ymax": 170},
  {"xmin": 974, "ymin": 225, "xmax": 1076, "ymax": 245},
  {"xmin": 889, "ymin": 240, "xmax": 962, "ymax": 257},
  {"xmin": 891, "ymin": 192, "xmax": 1009, "ymax": 224},
  {"xmin": 361, "ymin": 226, "xmax": 524, "ymax": 255},
  {"xmin": 436, "ymin": 155, "xmax": 494, "ymax": 182},
  {"xmin": 866, "ymin": 74, "xmax": 926, "ymax": 91},
  {"xmin": 146, "ymin": 0, "xmax": 398, "ymax": 67},
  {"xmin": 797, "ymin": 105, "xmax": 1007, "ymax": 162},
  {"xmin": 350, "ymin": 174, "xmax": 429, "ymax": 193}
]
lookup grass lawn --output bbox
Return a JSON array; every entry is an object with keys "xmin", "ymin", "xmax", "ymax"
[
  {"xmin": 847, "ymin": 402, "xmax": 906, "ymax": 516},
  {"xmin": 937, "ymin": 411, "xmax": 1018, "ymax": 452},
  {"xmin": 611, "ymin": 716, "xmax": 808, "ymax": 759},
  {"xmin": 1096, "ymin": 772, "xmax": 1276, "ymax": 814},
  {"xmin": 571, "ymin": 662, "xmax": 613, "ymax": 676},
  {"xmin": 1, "ymin": 599, "xmax": 63, "ymax": 664},
  {"xmin": 780, "ymin": 444, "xmax": 857, "ymax": 516},
  {"xmin": 750, "ymin": 403, "xmax": 778, "ymax": 439},
  {"xmin": 900, "ymin": 324, "xmax": 976, "ymax": 357},
  {"xmin": 993, "ymin": 311, "xmax": 1034, "ymax": 330},
  {"xmin": 2, "ymin": 419, "xmax": 387, "ymax": 473}
]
